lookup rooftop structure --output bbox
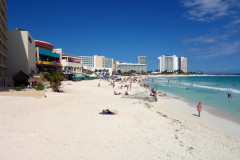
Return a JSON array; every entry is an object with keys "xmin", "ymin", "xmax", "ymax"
[
  {"xmin": 137, "ymin": 56, "xmax": 146, "ymax": 64},
  {"xmin": 35, "ymin": 40, "xmax": 53, "ymax": 52}
]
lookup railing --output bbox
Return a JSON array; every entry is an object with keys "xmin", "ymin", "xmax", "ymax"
[{"xmin": 39, "ymin": 59, "xmax": 60, "ymax": 63}]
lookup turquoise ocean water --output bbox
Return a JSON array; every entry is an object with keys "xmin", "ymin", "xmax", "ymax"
[{"xmin": 146, "ymin": 76, "xmax": 240, "ymax": 122}]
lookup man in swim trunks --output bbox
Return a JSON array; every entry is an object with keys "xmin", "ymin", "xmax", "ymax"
[{"xmin": 197, "ymin": 102, "xmax": 202, "ymax": 117}]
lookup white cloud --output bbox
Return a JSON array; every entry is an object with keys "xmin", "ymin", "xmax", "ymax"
[
  {"xmin": 200, "ymin": 67, "xmax": 240, "ymax": 73},
  {"xmin": 180, "ymin": 0, "xmax": 240, "ymax": 22},
  {"xmin": 195, "ymin": 41, "xmax": 240, "ymax": 58},
  {"xmin": 184, "ymin": 30, "xmax": 238, "ymax": 44},
  {"xmin": 177, "ymin": 41, "xmax": 240, "ymax": 59},
  {"xmin": 224, "ymin": 19, "xmax": 240, "ymax": 28}
]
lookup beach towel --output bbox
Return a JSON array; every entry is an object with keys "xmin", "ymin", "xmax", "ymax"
[{"xmin": 99, "ymin": 113, "xmax": 114, "ymax": 115}]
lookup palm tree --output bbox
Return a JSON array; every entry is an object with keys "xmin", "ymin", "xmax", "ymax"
[
  {"xmin": 117, "ymin": 70, "xmax": 121, "ymax": 75},
  {"xmin": 41, "ymin": 69, "xmax": 64, "ymax": 92}
]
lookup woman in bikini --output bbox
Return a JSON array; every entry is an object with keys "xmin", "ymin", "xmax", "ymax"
[{"xmin": 197, "ymin": 102, "xmax": 202, "ymax": 117}]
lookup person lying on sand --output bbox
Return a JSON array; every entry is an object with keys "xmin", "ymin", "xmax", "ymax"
[
  {"xmin": 125, "ymin": 91, "xmax": 129, "ymax": 95},
  {"xmin": 114, "ymin": 91, "xmax": 121, "ymax": 95},
  {"xmin": 57, "ymin": 89, "xmax": 64, "ymax": 93},
  {"xmin": 118, "ymin": 85, "xmax": 123, "ymax": 89},
  {"xmin": 102, "ymin": 109, "xmax": 117, "ymax": 114}
]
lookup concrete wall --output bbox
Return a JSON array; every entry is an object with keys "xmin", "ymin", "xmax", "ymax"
[
  {"xmin": 53, "ymin": 49, "xmax": 62, "ymax": 63},
  {"xmin": 0, "ymin": 90, "xmax": 45, "ymax": 98},
  {"xmin": 113, "ymin": 61, "xmax": 121, "ymax": 71},
  {"xmin": 94, "ymin": 55, "xmax": 104, "ymax": 68},
  {"xmin": 28, "ymin": 33, "xmax": 37, "ymax": 74},
  {"xmin": 6, "ymin": 30, "xmax": 36, "ymax": 76}
]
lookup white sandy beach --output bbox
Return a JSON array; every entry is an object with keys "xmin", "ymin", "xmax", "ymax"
[{"xmin": 0, "ymin": 78, "xmax": 240, "ymax": 159}]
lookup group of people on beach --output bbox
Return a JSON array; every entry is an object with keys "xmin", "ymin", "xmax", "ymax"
[
  {"xmin": 150, "ymin": 88, "xmax": 158, "ymax": 101},
  {"xmin": 98, "ymin": 76, "xmax": 206, "ymax": 118}
]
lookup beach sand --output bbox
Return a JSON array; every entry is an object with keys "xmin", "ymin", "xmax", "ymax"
[{"xmin": 0, "ymin": 79, "xmax": 240, "ymax": 159}]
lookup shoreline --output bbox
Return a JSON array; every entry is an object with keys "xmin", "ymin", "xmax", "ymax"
[{"xmin": 142, "ymin": 77, "xmax": 240, "ymax": 140}]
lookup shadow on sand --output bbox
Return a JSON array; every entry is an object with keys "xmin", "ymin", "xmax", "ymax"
[{"xmin": 192, "ymin": 114, "xmax": 199, "ymax": 117}]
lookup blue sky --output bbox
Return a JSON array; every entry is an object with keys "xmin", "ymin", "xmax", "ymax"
[{"xmin": 6, "ymin": 0, "xmax": 240, "ymax": 73}]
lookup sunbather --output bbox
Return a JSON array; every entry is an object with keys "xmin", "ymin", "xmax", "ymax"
[
  {"xmin": 102, "ymin": 109, "xmax": 117, "ymax": 115},
  {"xmin": 125, "ymin": 91, "xmax": 129, "ymax": 95},
  {"xmin": 57, "ymin": 89, "xmax": 64, "ymax": 93},
  {"xmin": 114, "ymin": 91, "xmax": 121, "ymax": 95}
]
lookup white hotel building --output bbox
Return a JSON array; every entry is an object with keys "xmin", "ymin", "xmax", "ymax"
[
  {"xmin": 116, "ymin": 63, "xmax": 146, "ymax": 73},
  {"xmin": 158, "ymin": 55, "xmax": 179, "ymax": 73},
  {"xmin": 179, "ymin": 57, "xmax": 187, "ymax": 72},
  {"xmin": 79, "ymin": 55, "xmax": 113, "ymax": 75},
  {"xmin": 79, "ymin": 56, "xmax": 94, "ymax": 70}
]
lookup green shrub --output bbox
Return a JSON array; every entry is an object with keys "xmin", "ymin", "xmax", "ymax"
[
  {"xmin": 13, "ymin": 86, "xmax": 22, "ymax": 91},
  {"xmin": 19, "ymin": 84, "xmax": 25, "ymax": 89},
  {"xmin": 36, "ymin": 85, "xmax": 44, "ymax": 91}
]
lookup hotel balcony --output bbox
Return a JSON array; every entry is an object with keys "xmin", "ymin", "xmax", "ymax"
[{"xmin": 61, "ymin": 58, "xmax": 82, "ymax": 76}]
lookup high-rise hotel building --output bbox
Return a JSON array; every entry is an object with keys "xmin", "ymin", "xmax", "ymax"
[
  {"xmin": 179, "ymin": 57, "xmax": 187, "ymax": 72},
  {"xmin": 79, "ymin": 55, "xmax": 113, "ymax": 71},
  {"xmin": 79, "ymin": 56, "xmax": 94, "ymax": 70},
  {"xmin": 158, "ymin": 55, "xmax": 179, "ymax": 73},
  {"xmin": 0, "ymin": 0, "xmax": 8, "ymax": 90}
]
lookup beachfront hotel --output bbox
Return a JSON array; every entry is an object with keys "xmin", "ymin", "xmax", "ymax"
[
  {"xmin": 137, "ymin": 56, "xmax": 146, "ymax": 64},
  {"xmin": 35, "ymin": 40, "xmax": 63, "ymax": 73},
  {"xmin": 94, "ymin": 55, "xmax": 113, "ymax": 69},
  {"xmin": 0, "ymin": 0, "xmax": 8, "ymax": 90},
  {"xmin": 158, "ymin": 55, "xmax": 179, "ymax": 73},
  {"xmin": 6, "ymin": 31, "xmax": 63, "ymax": 76},
  {"xmin": 179, "ymin": 57, "xmax": 187, "ymax": 72},
  {"xmin": 61, "ymin": 53, "xmax": 82, "ymax": 78},
  {"xmin": 116, "ymin": 62, "xmax": 147, "ymax": 73},
  {"xmin": 79, "ymin": 55, "xmax": 114, "ymax": 74},
  {"xmin": 6, "ymin": 29, "xmax": 36, "ymax": 77},
  {"xmin": 79, "ymin": 56, "xmax": 94, "ymax": 70}
]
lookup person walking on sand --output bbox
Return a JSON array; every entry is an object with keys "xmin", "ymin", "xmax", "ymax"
[
  {"xmin": 197, "ymin": 102, "xmax": 202, "ymax": 117},
  {"xmin": 113, "ymin": 83, "xmax": 115, "ymax": 88}
]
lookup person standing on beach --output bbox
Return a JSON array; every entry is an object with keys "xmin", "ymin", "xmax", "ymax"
[
  {"xmin": 113, "ymin": 83, "xmax": 115, "ymax": 88},
  {"xmin": 197, "ymin": 102, "xmax": 202, "ymax": 117}
]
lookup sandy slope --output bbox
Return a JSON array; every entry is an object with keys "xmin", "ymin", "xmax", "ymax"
[{"xmin": 0, "ymin": 79, "xmax": 240, "ymax": 160}]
